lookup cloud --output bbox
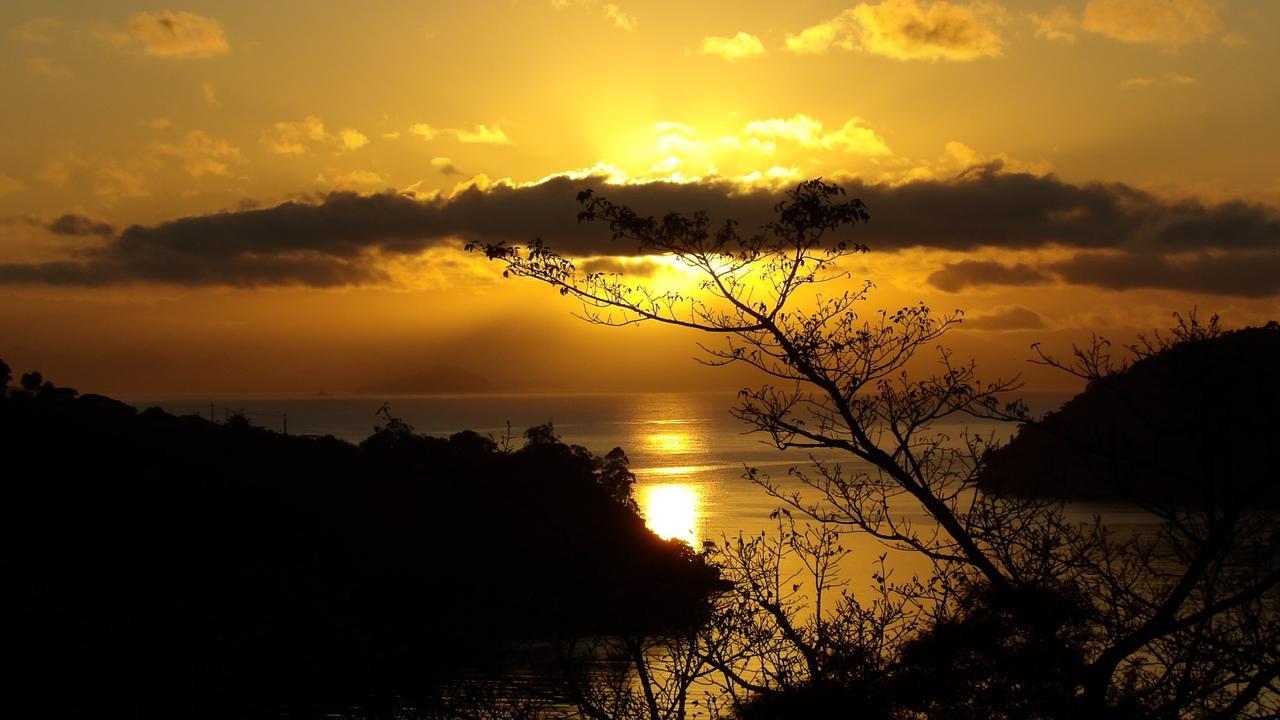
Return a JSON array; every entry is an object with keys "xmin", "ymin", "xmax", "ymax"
[
  {"xmin": 0, "ymin": 174, "xmax": 24, "ymax": 197},
  {"xmin": 202, "ymin": 82, "xmax": 220, "ymax": 107},
  {"xmin": 410, "ymin": 122, "xmax": 512, "ymax": 144},
  {"xmin": 93, "ymin": 161, "xmax": 150, "ymax": 201},
  {"xmin": 1029, "ymin": 5, "xmax": 1079, "ymax": 44},
  {"xmin": 455, "ymin": 124, "xmax": 511, "ymax": 144},
  {"xmin": 36, "ymin": 155, "xmax": 76, "ymax": 188},
  {"xmin": 26, "ymin": 57, "xmax": 72, "ymax": 78},
  {"xmin": 152, "ymin": 130, "xmax": 244, "ymax": 177},
  {"xmin": 1120, "ymin": 72, "xmax": 1195, "ymax": 88},
  {"xmin": 1, "ymin": 168, "xmax": 1276, "ymax": 292},
  {"xmin": 323, "ymin": 170, "xmax": 389, "ymax": 189},
  {"xmin": 961, "ymin": 305, "xmax": 1047, "ymax": 330},
  {"xmin": 928, "ymin": 260, "xmax": 1052, "ymax": 292},
  {"xmin": 743, "ymin": 114, "xmax": 891, "ymax": 155},
  {"xmin": 579, "ymin": 256, "xmax": 664, "ymax": 277},
  {"xmin": 603, "ymin": 4, "xmax": 637, "ymax": 31},
  {"xmin": 128, "ymin": 10, "xmax": 229, "ymax": 58},
  {"xmin": 338, "ymin": 128, "xmax": 369, "ymax": 151},
  {"xmin": 46, "ymin": 214, "xmax": 114, "ymax": 237},
  {"xmin": 261, "ymin": 117, "xmax": 367, "ymax": 154},
  {"xmin": 1048, "ymin": 251, "xmax": 1280, "ymax": 297},
  {"xmin": 13, "ymin": 17, "xmax": 59, "ymax": 45},
  {"xmin": 787, "ymin": 0, "xmax": 1006, "ymax": 61},
  {"xmin": 432, "ymin": 157, "xmax": 462, "ymax": 176},
  {"xmin": 886, "ymin": 141, "xmax": 1052, "ymax": 183},
  {"xmin": 1082, "ymin": 0, "xmax": 1220, "ymax": 46},
  {"xmin": 409, "ymin": 123, "xmax": 438, "ymax": 140},
  {"xmin": 701, "ymin": 32, "xmax": 766, "ymax": 60},
  {"xmin": 262, "ymin": 116, "xmax": 328, "ymax": 155}
]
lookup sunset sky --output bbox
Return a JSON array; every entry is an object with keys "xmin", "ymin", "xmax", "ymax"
[{"xmin": 1, "ymin": 0, "xmax": 1277, "ymax": 396}]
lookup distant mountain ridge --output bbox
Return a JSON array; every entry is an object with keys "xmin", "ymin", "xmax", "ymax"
[{"xmin": 978, "ymin": 322, "xmax": 1280, "ymax": 507}]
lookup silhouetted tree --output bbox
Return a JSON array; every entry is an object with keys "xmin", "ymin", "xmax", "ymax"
[
  {"xmin": 20, "ymin": 370, "xmax": 42, "ymax": 392},
  {"xmin": 0, "ymin": 358, "xmax": 11, "ymax": 391},
  {"xmin": 470, "ymin": 181, "xmax": 1279, "ymax": 718}
]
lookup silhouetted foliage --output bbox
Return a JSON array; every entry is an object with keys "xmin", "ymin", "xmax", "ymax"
[
  {"xmin": 0, "ymin": 370, "xmax": 719, "ymax": 718},
  {"xmin": 981, "ymin": 317, "xmax": 1280, "ymax": 506},
  {"xmin": 20, "ymin": 369, "xmax": 41, "ymax": 391},
  {"xmin": 472, "ymin": 183, "xmax": 1280, "ymax": 719}
]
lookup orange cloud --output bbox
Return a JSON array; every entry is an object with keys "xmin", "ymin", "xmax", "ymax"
[
  {"xmin": 1120, "ymin": 72, "xmax": 1195, "ymax": 88},
  {"xmin": 262, "ymin": 117, "xmax": 368, "ymax": 155},
  {"xmin": 1082, "ymin": 0, "xmax": 1220, "ymax": 46},
  {"xmin": 12, "ymin": 17, "xmax": 59, "ymax": 45},
  {"xmin": 743, "ymin": 115, "xmax": 891, "ymax": 155},
  {"xmin": 26, "ymin": 57, "xmax": 72, "ymax": 78},
  {"xmin": 1029, "ymin": 5, "xmax": 1079, "ymax": 44},
  {"xmin": 787, "ymin": 0, "xmax": 1006, "ymax": 61},
  {"xmin": 152, "ymin": 130, "xmax": 244, "ymax": 177},
  {"xmin": 409, "ymin": 123, "xmax": 512, "ymax": 145},
  {"xmin": 128, "ymin": 10, "xmax": 229, "ymax": 58},
  {"xmin": 0, "ymin": 174, "xmax": 23, "ymax": 197}
]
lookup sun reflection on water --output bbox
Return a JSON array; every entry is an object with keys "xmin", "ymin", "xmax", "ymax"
[
  {"xmin": 641, "ymin": 483, "xmax": 702, "ymax": 548},
  {"xmin": 644, "ymin": 431, "xmax": 695, "ymax": 454}
]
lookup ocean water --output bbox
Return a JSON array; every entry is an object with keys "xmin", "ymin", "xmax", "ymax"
[{"xmin": 141, "ymin": 390, "xmax": 1149, "ymax": 591}]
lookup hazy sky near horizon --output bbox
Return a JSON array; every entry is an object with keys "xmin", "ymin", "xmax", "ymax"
[{"xmin": 1, "ymin": 0, "xmax": 1278, "ymax": 395}]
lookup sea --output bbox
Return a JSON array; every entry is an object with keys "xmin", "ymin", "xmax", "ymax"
[{"xmin": 139, "ymin": 390, "xmax": 1154, "ymax": 593}]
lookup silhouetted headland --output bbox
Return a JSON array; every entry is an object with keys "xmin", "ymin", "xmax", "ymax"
[
  {"xmin": 979, "ymin": 322, "xmax": 1280, "ymax": 507},
  {"xmin": 0, "ymin": 362, "xmax": 720, "ymax": 717}
]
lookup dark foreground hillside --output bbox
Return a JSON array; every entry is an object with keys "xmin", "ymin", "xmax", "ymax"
[
  {"xmin": 979, "ymin": 322, "xmax": 1280, "ymax": 507},
  {"xmin": 0, "ymin": 367, "xmax": 719, "ymax": 718}
]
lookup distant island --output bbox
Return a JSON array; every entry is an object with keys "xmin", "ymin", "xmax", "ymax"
[{"xmin": 0, "ymin": 364, "xmax": 719, "ymax": 717}]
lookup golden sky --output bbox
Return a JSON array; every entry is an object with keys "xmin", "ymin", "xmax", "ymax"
[{"xmin": 1, "ymin": 0, "xmax": 1277, "ymax": 395}]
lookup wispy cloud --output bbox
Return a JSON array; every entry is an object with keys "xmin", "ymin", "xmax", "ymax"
[
  {"xmin": 1083, "ymin": 0, "xmax": 1220, "ymax": 46},
  {"xmin": 1120, "ymin": 72, "xmax": 1195, "ymax": 88},
  {"xmin": 602, "ymin": 4, "xmax": 637, "ymax": 31},
  {"xmin": 0, "ymin": 174, "xmax": 23, "ymax": 197},
  {"xmin": 93, "ymin": 160, "xmax": 150, "ymax": 201},
  {"xmin": 409, "ymin": 123, "xmax": 512, "ymax": 145},
  {"xmin": 1029, "ymin": 5, "xmax": 1079, "ymax": 45},
  {"xmin": 152, "ymin": 130, "xmax": 244, "ymax": 177},
  {"xmin": 26, "ymin": 57, "xmax": 72, "ymax": 78},
  {"xmin": 12, "ymin": 17, "xmax": 59, "ymax": 45}
]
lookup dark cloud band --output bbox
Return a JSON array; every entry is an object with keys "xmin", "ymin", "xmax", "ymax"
[{"xmin": 2, "ymin": 169, "xmax": 1277, "ymax": 293}]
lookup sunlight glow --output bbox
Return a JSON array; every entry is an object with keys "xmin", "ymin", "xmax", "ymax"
[
  {"xmin": 641, "ymin": 483, "xmax": 702, "ymax": 547},
  {"xmin": 645, "ymin": 431, "xmax": 694, "ymax": 454}
]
